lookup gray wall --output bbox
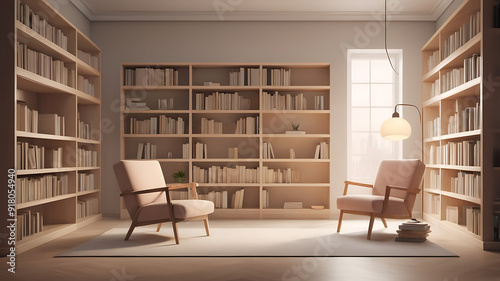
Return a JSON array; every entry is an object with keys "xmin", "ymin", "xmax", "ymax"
[
  {"xmin": 46, "ymin": 0, "xmax": 90, "ymax": 37},
  {"xmin": 436, "ymin": 0, "xmax": 465, "ymax": 29},
  {"xmin": 91, "ymin": 20, "xmax": 435, "ymax": 216}
]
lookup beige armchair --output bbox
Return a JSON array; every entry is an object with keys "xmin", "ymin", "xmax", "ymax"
[
  {"xmin": 336, "ymin": 159, "xmax": 425, "ymax": 240},
  {"xmin": 113, "ymin": 160, "xmax": 214, "ymax": 244}
]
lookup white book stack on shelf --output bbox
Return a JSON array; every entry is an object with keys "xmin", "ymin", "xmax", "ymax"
[
  {"xmin": 263, "ymin": 142, "xmax": 275, "ymax": 159},
  {"xmin": 16, "ymin": 101, "xmax": 38, "ymax": 133},
  {"xmin": 261, "ymin": 189, "xmax": 270, "ymax": 209},
  {"xmin": 182, "ymin": 143, "xmax": 190, "ymax": 159},
  {"xmin": 314, "ymin": 142, "xmax": 329, "ymax": 159},
  {"xmin": 194, "ymin": 142, "xmax": 207, "ymax": 159},
  {"xmin": 232, "ymin": 189, "xmax": 245, "ymax": 209},
  {"xmin": 126, "ymin": 98, "xmax": 149, "ymax": 111},
  {"xmin": 314, "ymin": 95, "xmax": 325, "ymax": 110},
  {"xmin": 228, "ymin": 147, "xmax": 238, "ymax": 159}
]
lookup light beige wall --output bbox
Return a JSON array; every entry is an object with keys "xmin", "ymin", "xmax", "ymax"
[
  {"xmin": 91, "ymin": 20, "xmax": 435, "ymax": 216},
  {"xmin": 46, "ymin": 0, "xmax": 91, "ymax": 37}
]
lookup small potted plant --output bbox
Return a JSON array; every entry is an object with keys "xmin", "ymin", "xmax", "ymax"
[
  {"xmin": 286, "ymin": 123, "xmax": 305, "ymax": 134},
  {"xmin": 172, "ymin": 170, "xmax": 187, "ymax": 183}
]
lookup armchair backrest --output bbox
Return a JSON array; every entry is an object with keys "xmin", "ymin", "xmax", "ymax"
[
  {"xmin": 372, "ymin": 159, "xmax": 425, "ymax": 210},
  {"xmin": 113, "ymin": 160, "xmax": 167, "ymax": 218}
]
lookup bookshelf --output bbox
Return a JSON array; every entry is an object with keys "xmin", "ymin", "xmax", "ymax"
[
  {"xmin": 421, "ymin": 0, "xmax": 500, "ymax": 250},
  {"xmin": 120, "ymin": 63, "xmax": 331, "ymax": 219},
  {"xmin": 0, "ymin": 0, "xmax": 101, "ymax": 255}
]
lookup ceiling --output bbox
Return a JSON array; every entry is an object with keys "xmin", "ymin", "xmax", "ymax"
[{"xmin": 69, "ymin": 0, "xmax": 454, "ymax": 22}]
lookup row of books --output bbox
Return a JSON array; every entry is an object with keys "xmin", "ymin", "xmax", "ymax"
[
  {"xmin": 395, "ymin": 220, "xmax": 431, "ymax": 243},
  {"xmin": 16, "ymin": 101, "xmax": 38, "ymax": 133},
  {"xmin": 16, "ymin": 210, "xmax": 43, "ymax": 241},
  {"xmin": 16, "ymin": 174, "xmax": 69, "ymax": 204},
  {"xmin": 77, "ymin": 75, "xmax": 96, "ymax": 97},
  {"xmin": 314, "ymin": 96, "xmax": 326, "ymax": 110},
  {"xmin": 427, "ymin": 50, "xmax": 440, "ymax": 72},
  {"xmin": 77, "ymin": 148, "xmax": 98, "ymax": 167},
  {"xmin": 235, "ymin": 116, "xmax": 259, "ymax": 134},
  {"xmin": 262, "ymin": 91, "xmax": 307, "ymax": 110},
  {"xmin": 17, "ymin": 0, "xmax": 68, "ymax": 51},
  {"xmin": 194, "ymin": 92, "xmax": 252, "ymax": 110},
  {"xmin": 229, "ymin": 68, "xmax": 260, "ymax": 86},
  {"xmin": 227, "ymin": 147, "xmax": 239, "ymax": 159},
  {"xmin": 261, "ymin": 167, "xmax": 298, "ymax": 184},
  {"xmin": 198, "ymin": 191, "xmax": 229, "ymax": 209},
  {"xmin": 136, "ymin": 142, "xmax": 157, "ymax": 159},
  {"xmin": 194, "ymin": 142, "xmax": 208, "ymax": 159},
  {"xmin": 263, "ymin": 142, "xmax": 275, "ymax": 159},
  {"xmin": 442, "ymin": 11, "xmax": 481, "ymax": 59},
  {"xmin": 447, "ymin": 103, "xmax": 480, "ymax": 134},
  {"xmin": 429, "ymin": 169, "xmax": 441, "ymax": 189},
  {"xmin": 269, "ymin": 68, "xmax": 291, "ymax": 86},
  {"xmin": 450, "ymin": 172, "xmax": 481, "ymax": 199},
  {"xmin": 78, "ymin": 116, "xmax": 92, "ymax": 140},
  {"xmin": 430, "ymin": 78, "xmax": 440, "ymax": 98},
  {"xmin": 261, "ymin": 189, "xmax": 270, "ymax": 209},
  {"xmin": 17, "ymin": 42, "xmax": 76, "ymax": 88},
  {"xmin": 427, "ymin": 117, "xmax": 441, "ymax": 138},
  {"xmin": 125, "ymin": 98, "xmax": 149, "ymax": 111},
  {"xmin": 77, "ymin": 50, "xmax": 99, "ymax": 70},
  {"xmin": 78, "ymin": 173, "xmax": 96, "ymax": 192},
  {"xmin": 182, "ymin": 143, "xmax": 190, "ymax": 159},
  {"xmin": 40, "ymin": 113, "xmax": 65, "ymax": 136},
  {"xmin": 464, "ymin": 54, "xmax": 481, "ymax": 83},
  {"xmin": 129, "ymin": 116, "xmax": 185, "ymax": 135},
  {"xmin": 16, "ymin": 142, "xmax": 63, "ymax": 170},
  {"xmin": 200, "ymin": 118, "xmax": 223, "ymax": 134},
  {"xmin": 314, "ymin": 142, "xmax": 329, "ymax": 159},
  {"xmin": 77, "ymin": 198, "xmax": 99, "ymax": 219},
  {"xmin": 124, "ymin": 67, "xmax": 179, "ymax": 86},
  {"xmin": 465, "ymin": 206, "xmax": 481, "ymax": 235},
  {"xmin": 441, "ymin": 67, "xmax": 464, "ymax": 93},
  {"xmin": 429, "ymin": 140, "xmax": 480, "ymax": 166},
  {"xmin": 158, "ymin": 98, "xmax": 175, "ymax": 110},
  {"xmin": 192, "ymin": 165, "xmax": 259, "ymax": 183},
  {"xmin": 425, "ymin": 193, "xmax": 440, "ymax": 215}
]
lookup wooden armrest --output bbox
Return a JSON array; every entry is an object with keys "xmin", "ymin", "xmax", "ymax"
[
  {"xmin": 386, "ymin": 185, "xmax": 420, "ymax": 194},
  {"xmin": 166, "ymin": 182, "xmax": 199, "ymax": 199},
  {"xmin": 381, "ymin": 185, "xmax": 421, "ymax": 214},
  {"xmin": 343, "ymin": 180, "xmax": 374, "ymax": 195},
  {"xmin": 120, "ymin": 186, "xmax": 170, "ymax": 196}
]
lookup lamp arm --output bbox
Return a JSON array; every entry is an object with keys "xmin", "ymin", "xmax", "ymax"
[{"xmin": 394, "ymin": 103, "xmax": 424, "ymax": 162}]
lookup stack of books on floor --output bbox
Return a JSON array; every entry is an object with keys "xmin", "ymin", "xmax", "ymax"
[{"xmin": 395, "ymin": 219, "xmax": 431, "ymax": 243}]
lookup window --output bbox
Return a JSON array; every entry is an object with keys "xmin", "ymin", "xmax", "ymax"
[{"xmin": 347, "ymin": 49, "xmax": 403, "ymax": 182}]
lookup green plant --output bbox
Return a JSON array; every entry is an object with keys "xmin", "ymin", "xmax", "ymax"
[
  {"xmin": 172, "ymin": 170, "xmax": 186, "ymax": 182},
  {"xmin": 291, "ymin": 123, "xmax": 300, "ymax": 131}
]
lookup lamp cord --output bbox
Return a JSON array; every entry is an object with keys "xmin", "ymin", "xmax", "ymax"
[{"xmin": 385, "ymin": 0, "xmax": 399, "ymax": 75}]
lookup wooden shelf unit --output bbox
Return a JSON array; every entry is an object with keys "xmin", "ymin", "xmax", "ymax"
[
  {"xmin": 421, "ymin": 0, "xmax": 500, "ymax": 250},
  {"xmin": 0, "ymin": 0, "xmax": 102, "ymax": 255},
  {"xmin": 120, "ymin": 63, "xmax": 331, "ymax": 219}
]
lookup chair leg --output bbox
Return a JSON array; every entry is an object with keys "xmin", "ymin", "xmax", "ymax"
[
  {"xmin": 124, "ymin": 223, "xmax": 136, "ymax": 241},
  {"xmin": 337, "ymin": 210, "xmax": 344, "ymax": 233},
  {"xmin": 156, "ymin": 223, "xmax": 162, "ymax": 232},
  {"xmin": 381, "ymin": 217, "xmax": 388, "ymax": 228},
  {"xmin": 204, "ymin": 218, "xmax": 210, "ymax": 236},
  {"xmin": 367, "ymin": 214, "xmax": 375, "ymax": 240},
  {"xmin": 171, "ymin": 220, "xmax": 179, "ymax": 244}
]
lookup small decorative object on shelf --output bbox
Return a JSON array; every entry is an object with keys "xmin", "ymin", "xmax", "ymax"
[
  {"xmin": 172, "ymin": 170, "xmax": 187, "ymax": 183},
  {"xmin": 286, "ymin": 123, "xmax": 305, "ymax": 134},
  {"xmin": 395, "ymin": 219, "xmax": 431, "ymax": 243}
]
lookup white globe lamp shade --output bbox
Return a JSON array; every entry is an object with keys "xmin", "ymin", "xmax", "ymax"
[{"xmin": 380, "ymin": 117, "xmax": 411, "ymax": 140}]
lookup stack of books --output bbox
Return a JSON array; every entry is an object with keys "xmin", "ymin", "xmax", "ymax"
[{"xmin": 395, "ymin": 219, "xmax": 431, "ymax": 243}]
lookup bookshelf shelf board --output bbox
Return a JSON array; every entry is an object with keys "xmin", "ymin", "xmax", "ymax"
[
  {"xmin": 76, "ymin": 190, "xmax": 101, "ymax": 196},
  {"xmin": 76, "ymin": 58, "xmax": 100, "ymax": 77},
  {"xmin": 191, "ymin": 86, "xmax": 260, "ymax": 91},
  {"xmin": 75, "ymin": 91, "xmax": 100, "ymax": 104},
  {"xmin": 262, "ymin": 159, "xmax": 330, "ymax": 163},
  {"xmin": 261, "ymin": 110, "xmax": 330, "ymax": 114},
  {"xmin": 122, "ymin": 85, "xmax": 190, "ymax": 91},
  {"xmin": 425, "ymin": 130, "xmax": 481, "ymax": 142},
  {"xmin": 440, "ymin": 77, "xmax": 481, "ymax": 101},
  {"xmin": 123, "ymin": 134, "xmax": 190, "ymax": 138},
  {"xmin": 262, "ymin": 134, "xmax": 330, "ymax": 138},
  {"xmin": 124, "ymin": 110, "xmax": 191, "ymax": 114},
  {"xmin": 197, "ymin": 183, "xmax": 261, "ymax": 187},
  {"xmin": 16, "ymin": 21, "xmax": 75, "ymax": 63},
  {"xmin": 422, "ymin": 34, "xmax": 482, "ymax": 82},
  {"xmin": 76, "ymin": 213, "xmax": 102, "ymax": 225},
  {"xmin": 77, "ymin": 138, "xmax": 100, "ymax": 145},
  {"xmin": 152, "ymin": 158, "xmax": 190, "ymax": 163},
  {"xmin": 17, "ymin": 194, "xmax": 76, "ymax": 209},
  {"xmin": 16, "ymin": 223, "xmax": 76, "ymax": 253},
  {"xmin": 192, "ymin": 134, "xmax": 260, "ymax": 138},
  {"xmin": 17, "ymin": 167, "xmax": 76, "ymax": 175},
  {"xmin": 440, "ymin": 190, "xmax": 481, "ymax": 204},
  {"xmin": 77, "ymin": 166, "xmax": 101, "ymax": 171},
  {"xmin": 261, "ymin": 86, "xmax": 331, "ymax": 91},
  {"xmin": 493, "ymin": 167, "xmax": 500, "ymax": 170},
  {"xmin": 211, "ymin": 208, "xmax": 261, "ymax": 215},
  {"xmin": 261, "ymin": 183, "xmax": 330, "ymax": 187},
  {"xmin": 422, "ymin": 95, "xmax": 441, "ymax": 108},
  {"xmin": 192, "ymin": 110, "xmax": 260, "ymax": 114},
  {"xmin": 423, "ymin": 214, "xmax": 482, "ymax": 244},
  {"xmin": 16, "ymin": 131, "xmax": 76, "ymax": 141},
  {"xmin": 439, "ymin": 165, "xmax": 481, "ymax": 172},
  {"xmin": 191, "ymin": 158, "xmax": 259, "ymax": 163},
  {"xmin": 17, "ymin": 68, "xmax": 77, "ymax": 96},
  {"xmin": 264, "ymin": 208, "xmax": 330, "ymax": 213},
  {"xmin": 424, "ymin": 188, "xmax": 442, "ymax": 195}
]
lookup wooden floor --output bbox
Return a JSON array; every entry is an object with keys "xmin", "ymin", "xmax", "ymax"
[{"xmin": 1, "ymin": 217, "xmax": 500, "ymax": 281}]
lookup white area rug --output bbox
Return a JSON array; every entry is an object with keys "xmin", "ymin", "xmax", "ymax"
[{"xmin": 58, "ymin": 220, "xmax": 457, "ymax": 257}]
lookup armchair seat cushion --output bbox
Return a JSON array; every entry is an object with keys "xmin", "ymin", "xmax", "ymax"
[
  {"xmin": 137, "ymin": 200, "xmax": 215, "ymax": 223},
  {"xmin": 337, "ymin": 195, "xmax": 408, "ymax": 217}
]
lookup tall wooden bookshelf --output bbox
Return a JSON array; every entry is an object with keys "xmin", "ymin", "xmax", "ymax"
[
  {"xmin": 421, "ymin": 0, "xmax": 500, "ymax": 250},
  {"xmin": 120, "ymin": 63, "xmax": 331, "ymax": 219},
  {"xmin": 0, "ymin": 0, "xmax": 101, "ymax": 255}
]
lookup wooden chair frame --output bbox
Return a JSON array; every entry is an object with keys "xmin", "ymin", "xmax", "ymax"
[
  {"xmin": 120, "ymin": 182, "xmax": 210, "ymax": 244},
  {"xmin": 337, "ymin": 180, "xmax": 421, "ymax": 240}
]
